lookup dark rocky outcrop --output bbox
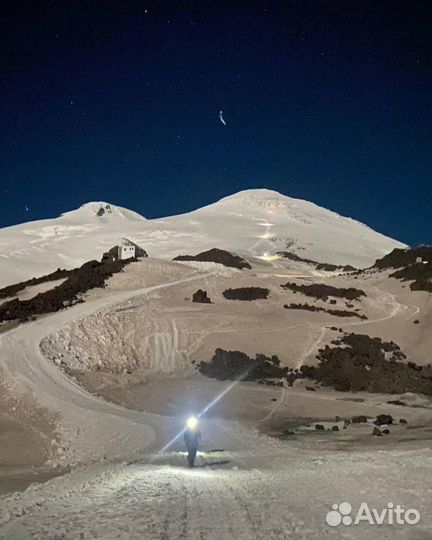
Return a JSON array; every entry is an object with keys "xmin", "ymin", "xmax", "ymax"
[
  {"xmin": 281, "ymin": 282, "xmax": 366, "ymax": 301},
  {"xmin": 284, "ymin": 303, "xmax": 367, "ymax": 320},
  {"xmin": 300, "ymin": 333, "xmax": 432, "ymax": 395},
  {"xmin": 372, "ymin": 246, "xmax": 432, "ymax": 293},
  {"xmin": 192, "ymin": 289, "xmax": 212, "ymax": 303},
  {"xmin": 374, "ymin": 414, "xmax": 393, "ymax": 426},
  {"xmin": 174, "ymin": 248, "xmax": 251, "ymax": 269},
  {"xmin": 373, "ymin": 246, "xmax": 432, "ymax": 269},
  {"xmin": 223, "ymin": 287, "xmax": 269, "ymax": 301},
  {"xmin": 372, "ymin": 427, "xmax": 382, "ymax": 436},
  {"xmin": 0, "ymin": 268, "xmax": 71, "ymax": 300},
  {"xmin": 351, "ymin": 415, "xmax": 368, "ymax": 424},
  {"xmin": 390, "ymin": 262, "xmax": 432, "ymax": 293},
  {"xmin": 276, "ymin": 251, "xmax": 356, "ymax": 272},
  {"xmin": 96, "ymin": 204, "xmax": 112, "ymax": 217},
  {"xmin": 387, "ymin": 400, "xmax": 406, "ymax": 406},
  {"xmin": 0, "ymin": 259, "xmax": 136, "ymax": 323},
  {"xmin": 197, "ymin": 348, "xmax": 287, "ymax": 381},
  {"xmin": 315, "ymin": 424, "xmax": 325, "ymax": 431}
]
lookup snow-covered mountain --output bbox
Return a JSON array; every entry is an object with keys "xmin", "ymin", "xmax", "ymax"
[{"xmin": 0, "ymin": 189, "xmax": 406, "ymax": 287}]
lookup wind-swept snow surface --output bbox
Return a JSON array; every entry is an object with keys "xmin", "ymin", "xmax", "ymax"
[
  {"xmin": 0, "ymin": 190, "xmax": 405, "ymax": 287},
  {"xmin": 1, "ymin": 443, "xmax": 432, "ymax": 539}
]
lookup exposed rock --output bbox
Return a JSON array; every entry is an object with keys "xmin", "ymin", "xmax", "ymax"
[
  {"xmin": 174, "ymin": 248, "xmax": 251, "ymax": 269},
  {"xmin": 223, "ymin": 287, "xmax": 269, "ymax": 301},
  {"xmin": 373, "ymin": 246, "xmax": 432, "ymax": 293},
  {"xmin": 400, "ymin": 418, "xmax": 408, "ymax": 424},
  {"xmin": 281, "ymin": 282, "xmax": 366, "ymax": 301},
  {"xmin": 373, "ymin": 246, "xmax": 432, "ymax": 269},
  {"xmin": 306, "ymin": 386, "xmax": 316, "ymax": 391},
  {"xmin": 276, "ymin": 251, "xmax": 356, "ymax": 272},
  {"xmin": 387, "ymin": 400, "xmax": 406, "ymax": 406},
  {"xmin": 284, "ymin": 303, "xmax": 367, "ymax": 320},
  {"xmin": 374, "ymin": 414, "xmax": 393, "ymax": 426},
  {"xmin": 300, "ymin": 333, "xmax": 432, "ymax": 395},
  {"xmin": 332, "ymin": 425, "xmax": 340, "ymax": 432},
  {"xmin": 315, "ymin": 424, "xmax": 325, "ymax": 431},
  {"xmin": 382, "ymin": 429, "xmax": 390, "ymax": 435},
  {"xmin": 413, "ymin": 320, "xmax": 420, "ymax": 324},
  {"xmin": 373, "ymin": 427, "xmax": 383, "ymax": 436},
  {"xmin": 197, "ymin": 349, "xmax": 287, "ymax": 381},
  {"xmin": 0, "ymin": 259, "xmax": 136, "ymax": 323},
  {"xmin": 391, "ymin": 262, "xmax": 432, "ymax": 293},
  {"xmin": 96, "ymin": 204, "xmax": 112, "ymax": 217},
  {"xmin": 352, "ymin": 415, "xmax": 368, "ymax": 424},
  {"xmin": 192, "ymin": 289, "xmax": 212, "ymax": 303},
  {"xmin": 0, "ymin": 268, "xmax": 70, "ymax": 300}
]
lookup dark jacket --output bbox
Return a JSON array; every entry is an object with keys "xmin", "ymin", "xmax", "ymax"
[{"xmin": 184, "ymin": 429, "xmax": 201, "ymax": 450}]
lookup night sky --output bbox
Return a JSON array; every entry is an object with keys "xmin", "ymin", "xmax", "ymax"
[{"xmin": 1, "ymin": 1, "xmax": 431, "ymax": 245}]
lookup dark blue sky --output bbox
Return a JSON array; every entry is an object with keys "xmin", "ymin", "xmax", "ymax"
[{"xmin": 1, "ymin": 1, "xmax": 431, "ymax": 245}]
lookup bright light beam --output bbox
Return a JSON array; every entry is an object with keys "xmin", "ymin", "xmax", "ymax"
[
  {"xmin": 259, "ymin": 254, "xmax": 281, "ymax": 262},
  {"xmin": 157, "ymin": 371, "xmax": 251, "ymax": 455}
]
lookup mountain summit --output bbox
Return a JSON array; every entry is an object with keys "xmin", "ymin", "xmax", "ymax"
[
  {"xmin": 0, "ymin": 189, "xmax": 406, "ymax": 287},
  {"xmin": 60, "ymin": 202, "xmax": 147, "ymax": 222}
]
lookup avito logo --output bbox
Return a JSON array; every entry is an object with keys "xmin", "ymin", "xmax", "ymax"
[{"xmin": 326, "ymin": 502, "xmax": 420, "ymax": 527}]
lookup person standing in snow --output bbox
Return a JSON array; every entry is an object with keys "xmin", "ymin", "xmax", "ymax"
[{"xmin": 184, "ymin": 416, "xmax": 201, "ymax": 467}]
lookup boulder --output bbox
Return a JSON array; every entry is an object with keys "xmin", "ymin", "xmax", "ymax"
[
  {"xmin": 374, "ymin": 414, "xmax": 393, "ymax": 426},
  {"xmin": 192, "ymin": 289, "xmax": 212, "ymax": 304},
  {"xmin": 372, "ymin": 427, "xmax": 382, "ymax": 436},
  {"xmin": 351, "ymin": 415, "xmax": 368, "ymax": 424}
]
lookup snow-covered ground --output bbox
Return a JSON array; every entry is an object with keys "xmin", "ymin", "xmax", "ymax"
[
  {"xmin": 1, "ymin": 257, "xmax": 432, "ymax": 538},
  {"xmin": 0, "ymin": 189, "xmax": 406, "ymax": 287},
  {"xmin": 1, "ymin": 435, "xmax": 432, "ymax": 539}
]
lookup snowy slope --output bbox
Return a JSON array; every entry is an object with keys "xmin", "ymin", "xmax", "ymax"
[{"xmin": 0, "ymin": 190, "xmax": 406, "ymax": 287}]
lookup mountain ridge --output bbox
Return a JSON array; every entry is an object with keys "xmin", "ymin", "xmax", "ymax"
[{"xmin": 0, "ymin": 189, "xmax": 406, "ymax": 287}]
